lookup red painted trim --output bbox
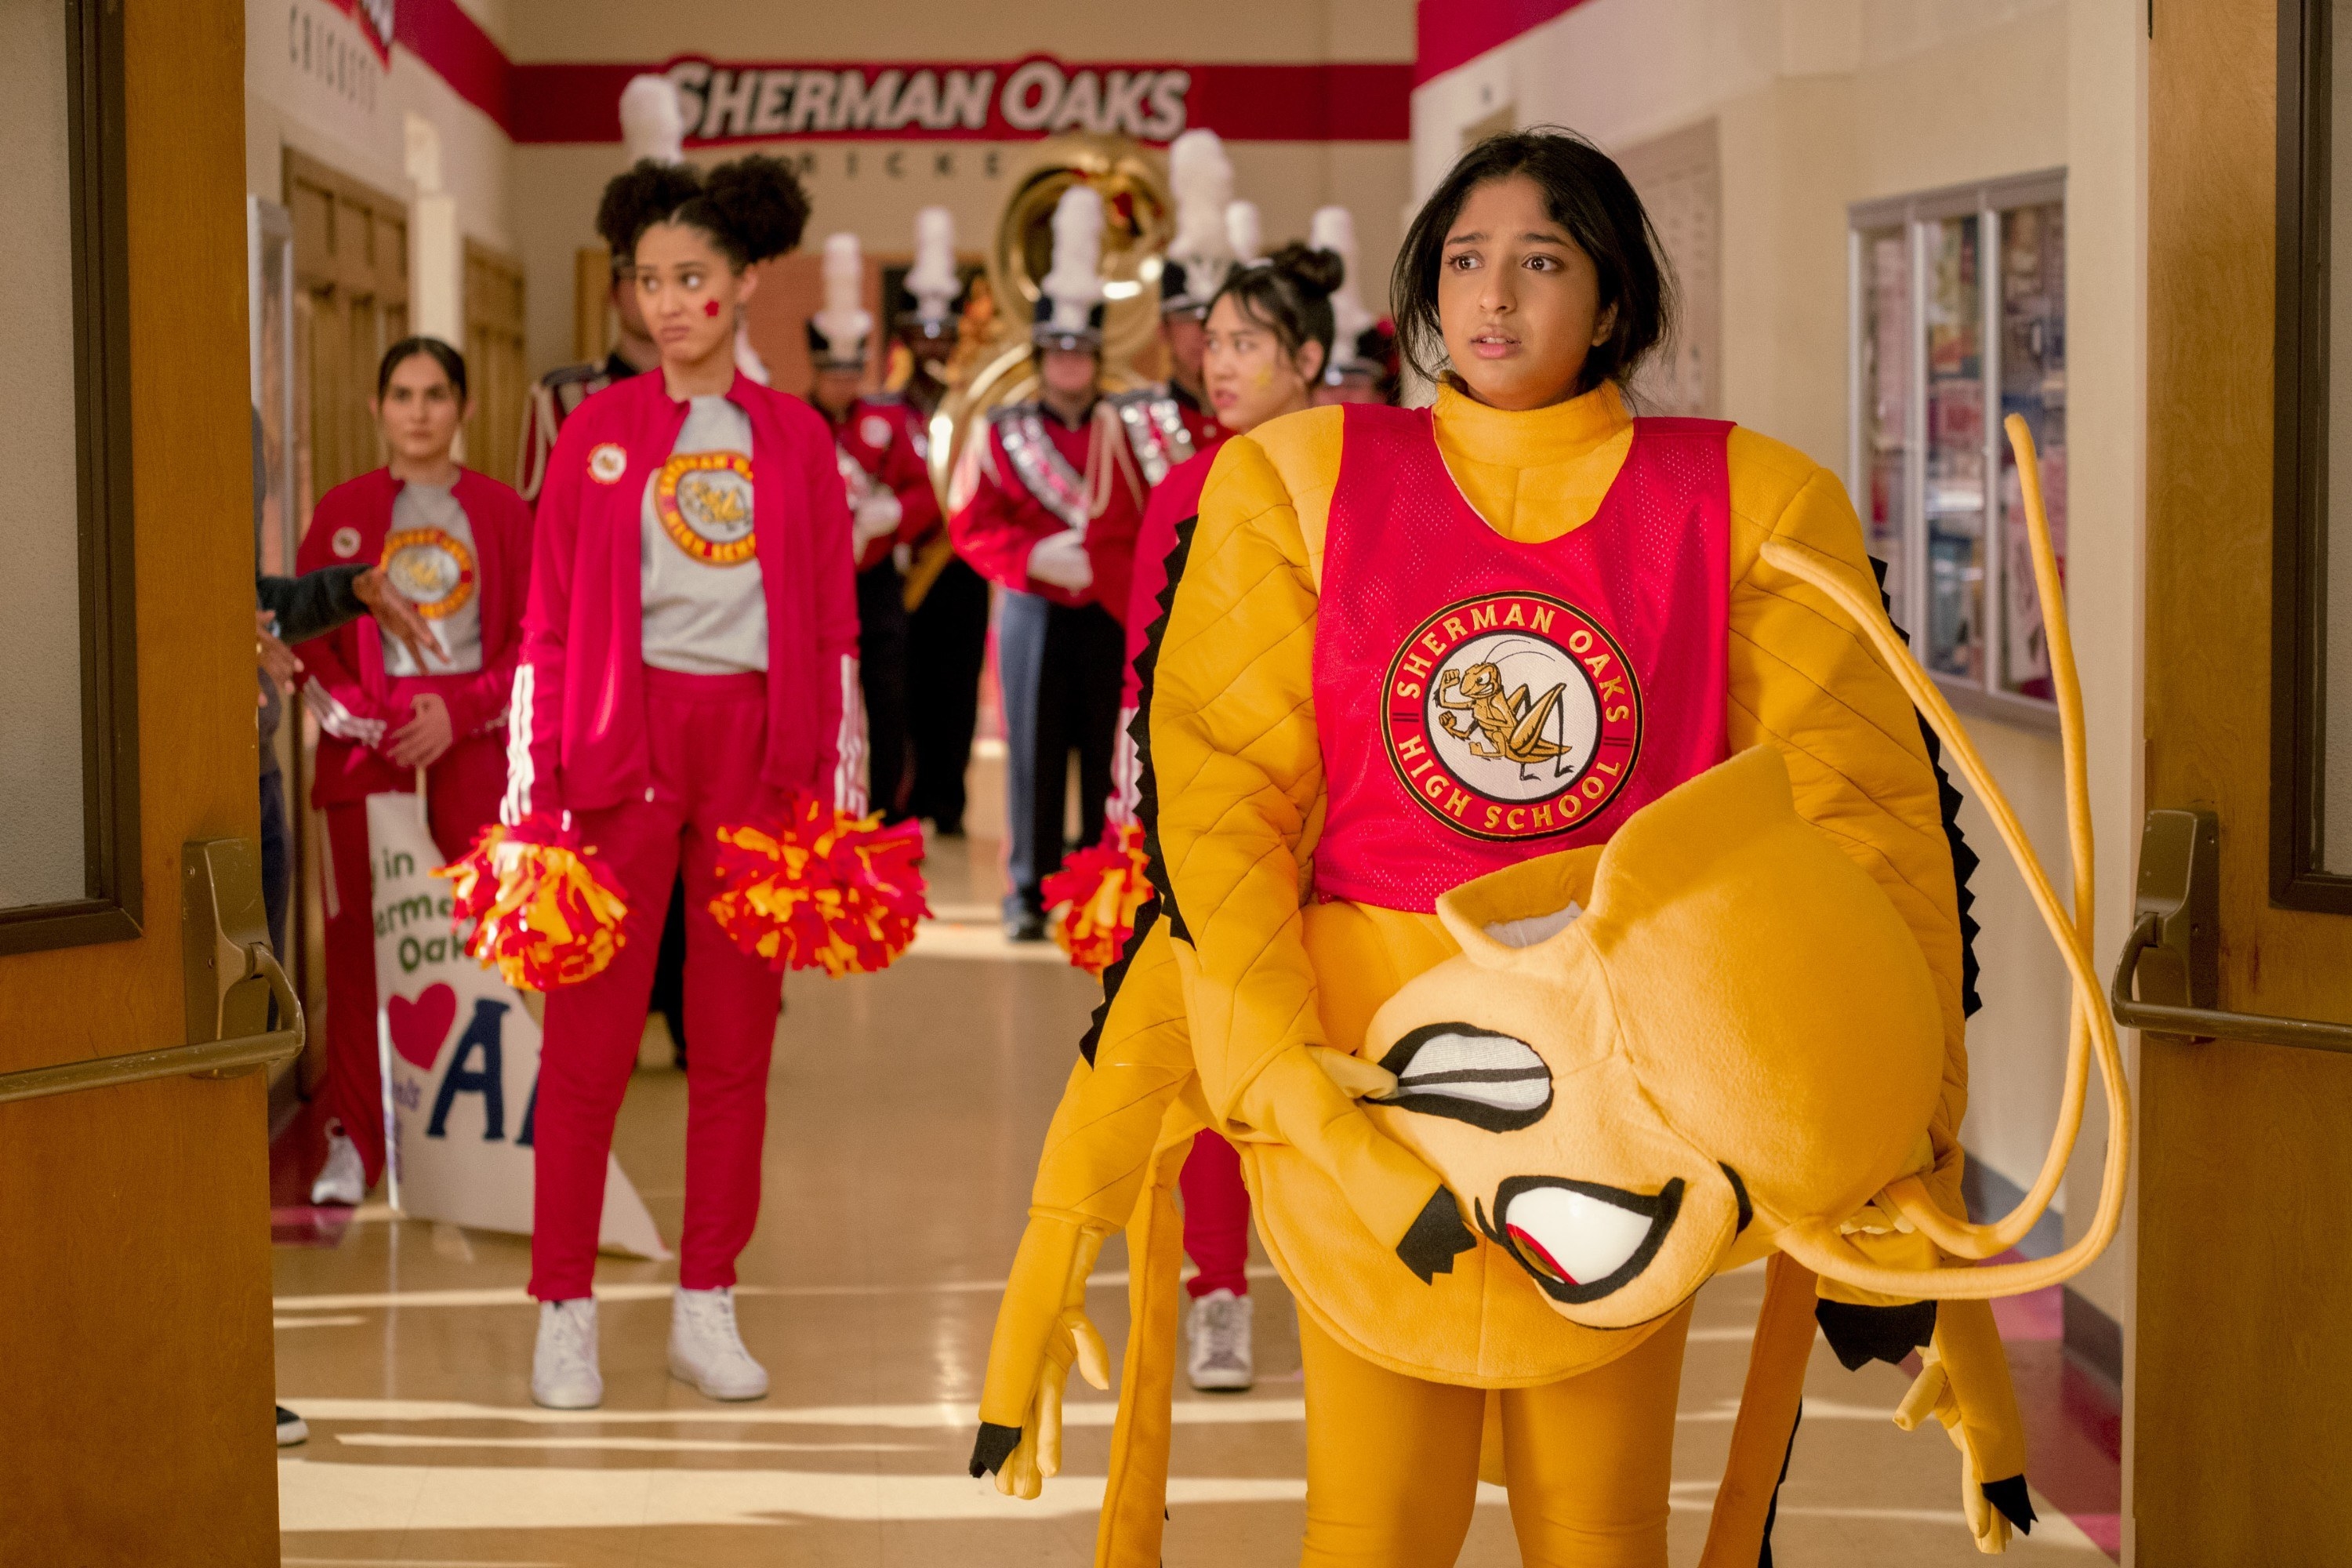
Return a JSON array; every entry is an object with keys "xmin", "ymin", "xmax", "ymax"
[
  {"xmin": 383, "ymin": 16, "xmax": 1409, "ymax": 144},
  {"xmin": 1414, "ymin": 0, "xmax": 1596, "ymax": 85}
]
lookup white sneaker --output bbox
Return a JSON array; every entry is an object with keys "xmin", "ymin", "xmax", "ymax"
[
  {"xmin": 1188, "ymin": 1288, "xmax": 1254, "ymax": 1392},
  {"xmin": 669, "ymin": 1286, "xmax": 769, "ymax": 1401},
  {"xmin": 309, "ymin": 1125, "xmax": 366, "ymax": 1206},
  {"xmin": 274, "ymin": 1404, "xmax": 309, "ymax": 1446},
  {"xmin": 532, "ymin": 1298, "xmax": 603, "ymax": 1410}
]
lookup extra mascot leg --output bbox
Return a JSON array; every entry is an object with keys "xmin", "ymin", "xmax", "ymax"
[
  {"xmin": 1498, "ymin": 1299, "xmax": 1691, "ymax": 1568},
  {"xmin": 1697, "ymin": 1253, "xmax": 1817, "ymax": 1566},
  {"xmin": 1095, "ymin": 1139, "xmax": 1191, "ymax": 1568},
  {"xmin": 1297, "ymin": 1312, "xmax": 1485, "ymax": 1567}
]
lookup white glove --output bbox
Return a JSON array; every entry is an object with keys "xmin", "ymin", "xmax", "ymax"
[
  {"xmin": 852, "ymin": 490, "xmax": 903, "ymax": 548},
  {"xmin": 1026, "ymin": 531, "xmax": 1094, "ymax": 593}
]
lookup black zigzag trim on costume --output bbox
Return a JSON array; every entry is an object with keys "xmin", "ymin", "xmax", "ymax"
[
  {"xmin": 1870, "ymin": 557, "xmax": 1984, "ymax": 1018},
  {"xmin": 1073, "ymin": 511, "xmax": 1200, "ymax": 1066},
  {"xmin": 1758, "ymin": 1399, "xmax": 1802, "ymax": 1568},
  {"xmin": 1981, "ymin": 1474, "xmax": 2038, "ymax": 1534},
  {"xmin": 970, "ymin": 1421, "xmax": 1021, "ymax": 1478},
  {"xmin": 1078, "ymin": 898, "xmax": 1160, "ymax": 1067},
  {"xmin": 1396, "ymin": 1188, "xmax": 1479, "ymax": 1283},
  {"xmin": 1131, "ymin": 513, "xmax": 1200, "ymax": 946},
  {"xmin": 1814, "ymin": 1298, "xmax": 1937, "ymax": 1371}
]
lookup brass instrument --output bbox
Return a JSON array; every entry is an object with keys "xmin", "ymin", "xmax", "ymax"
[{"xmin": 906, "ymin": 132, "xmax": 1173, "ymax": 609}]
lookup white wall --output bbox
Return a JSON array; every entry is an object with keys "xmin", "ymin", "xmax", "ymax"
[{"xmin": 1413, "ymin": 0, "xmax": 2143, "ymax": 1325}]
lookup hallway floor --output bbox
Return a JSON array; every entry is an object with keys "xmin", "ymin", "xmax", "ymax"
[{"xmin": 271, "ymin": 833, "xmax": 2118, "ymax": 1566}]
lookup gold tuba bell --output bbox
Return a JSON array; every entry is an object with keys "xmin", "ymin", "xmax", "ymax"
[{"xmin": 909, "ymin": 132, "xmax": 1174, "ymax": 611}]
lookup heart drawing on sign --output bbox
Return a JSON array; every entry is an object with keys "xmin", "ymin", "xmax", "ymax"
[{"xmin": 387, "ymin": 984, "xmax": 458, "ymax": 1071}]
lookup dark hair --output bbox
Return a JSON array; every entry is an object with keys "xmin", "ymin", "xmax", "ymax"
[
  {"xmin": 1391, "ymin": 128, "xmax": 1673, "ymax": 394},
  {"xmin": 596, "ymin": 154, "xmax": 811, "ymax": 270},
  {"xmin": 376, "ymin": 336, "xmax": 467, "ymax": 401},
  {"xmin": 1210, "ymin": 241, "xmax": 1343, "ymax": 373}
]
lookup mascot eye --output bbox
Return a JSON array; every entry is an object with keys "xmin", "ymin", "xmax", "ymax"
[
  {"xmin": 1374, "ymin": 1024, "xmax": 1552, "ymax": 1131},
  {"xmin": 1475, "ymin": 1176, "xmax": 1686, "ymax": 1303}
]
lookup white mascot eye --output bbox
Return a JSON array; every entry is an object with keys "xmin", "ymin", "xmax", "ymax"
[
  {"xmin": 1501, "ymin": 1185, "xmax": 1653, "ymax": 1287},
  {"xmin": 1374, "ymin": 1024, "xmax": 1552, "ymax": 1131}
]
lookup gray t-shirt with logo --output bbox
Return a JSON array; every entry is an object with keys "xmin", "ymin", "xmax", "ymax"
[
  {"xmin": 641, "ymin": 395, "xmax": 768, "ymax": 674},
  {"xmin": 379, "ymin": 481, "xmax": 484, "ymax": 677}
]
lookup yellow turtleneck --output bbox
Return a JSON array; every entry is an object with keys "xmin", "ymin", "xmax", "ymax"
[{"xmin": 993, "ymin": 379, "xmax": 1971, "ymax": 1389}]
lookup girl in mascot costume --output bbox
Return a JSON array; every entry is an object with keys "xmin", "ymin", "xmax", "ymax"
[
  {"xmin": 975, "ymin": 128, "xmax": 2127, "ymax": 1565},
  {"xmin": 299, "ymin": 337, "xmax": 534, "ymax": 1207},
  {"xmin": 472, "ymin": 152, "xmax": 889, "ymax": 1412}
]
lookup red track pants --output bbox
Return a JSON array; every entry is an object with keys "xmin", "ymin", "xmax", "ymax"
[
  {"xmin": 1180, "ymin": 1129, "xmax": 1251, "ymax": 1298},
  {"xmin": 530, "ymin": 670, "xmax": 784, "ymax": 1301},
  {"xmin": 317, "ymin": 735, "xmax": 507, "ymax": 1185}
]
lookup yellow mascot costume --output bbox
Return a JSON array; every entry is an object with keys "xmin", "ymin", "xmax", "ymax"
[{"xmin": 974, "ymin": 361, "xmax": 2115, "ymax": 1565}]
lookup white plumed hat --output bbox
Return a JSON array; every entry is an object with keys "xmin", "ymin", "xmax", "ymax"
[
  {"xmin": 906, "ymin": 206, "xmax": 961, "ymax": 328},
  {"xmin": 619, "ymin": 74, "xmax": 688, "ymax": 165},
  {"xmin": 1310, "ymin": 205, "xmax": 1376, "ymax": 352},
  {"xmin": 1034, "ymin": 184, "xmax": 1106, "ymax": 347},
  {"xmin": 808, "ymin": 233, "xmax": 872, "ymax": 368},
  {"xmin": 1225, "ymin": 199, "xmax": 1264, "ymax": 266}
]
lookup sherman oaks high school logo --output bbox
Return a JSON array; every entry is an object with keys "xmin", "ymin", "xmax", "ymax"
[{"xmin": 1383, "ymin": 592, "xmax": 1642, "ymax": 841}]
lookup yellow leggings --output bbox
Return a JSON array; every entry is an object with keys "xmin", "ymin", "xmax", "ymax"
[{"xmin": 1298, "ymin": 1304, "xmax": 1692, "ymax": 1568}]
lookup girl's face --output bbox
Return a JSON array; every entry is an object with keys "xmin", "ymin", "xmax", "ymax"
[
  {"xmin": 375, "ymin": 353, "xmax": 465, "ymax": 466},
  {"xmin": 1437, "ymin": 174, "xmax": 1614, "ymax": 412},
  {"xmin": 1202, "ymin": 293, "xmax": 1323, "ymax": 435},
  {"xmin": 635, "ymin": 221, "xmax": 758, "ymax": 370}
]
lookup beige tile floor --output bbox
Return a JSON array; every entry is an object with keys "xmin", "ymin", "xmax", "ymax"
[{"xmin": 273, "ymin": 833, "xmax": 2110, "ymax": 1566}]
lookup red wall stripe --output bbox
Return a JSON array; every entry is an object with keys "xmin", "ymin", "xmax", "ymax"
[
  {"xmin": 396, "ymin": 0, "xmax": 512, "ymax": 126},
  {"xmin": 1414, "ymin": 0, "xmax": 1597, "ymax": 85}
]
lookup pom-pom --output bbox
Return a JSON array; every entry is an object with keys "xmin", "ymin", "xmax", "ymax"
[
  {"xmin": 1042, "ymin": 823, "xmax": 1153, "ymax": 978},
  {"xmin": 437, "ymin": 821, "xmax": 630, "ymax": 991},
  {"xmin": 710, "ymin": 795, "xmax": 931, "ymax": 976}
]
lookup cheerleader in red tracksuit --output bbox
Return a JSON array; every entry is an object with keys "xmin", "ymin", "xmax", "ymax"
[
  {"xmin": 299, "ymin": 337, "xmax": 533, "ymax": 1207},
  {"xmin": 506, "ymin": 154, "xmax": 861, "ymax": 1410}
]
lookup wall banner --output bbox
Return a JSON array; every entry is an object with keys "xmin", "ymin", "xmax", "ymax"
[{"xmin": 510, "ymin": 55, "xmax": 1410, "ymax": 146}]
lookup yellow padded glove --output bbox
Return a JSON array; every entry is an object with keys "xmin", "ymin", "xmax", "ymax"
[
  {"xmin": 971, "ymin": 1215, "xmax": 1112, "ymax": 1497},
  {"xmin": 1893, "ymin": 1298, "xmax": 2034, "ymax": 1553}
]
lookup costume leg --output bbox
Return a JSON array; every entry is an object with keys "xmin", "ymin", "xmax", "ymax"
[
  {"xmin": 318, "ymin": 801, "xmax": 387, "ymax": 1183},
  {"xmin": 1178, "ymin": 1131, "xmax": 1250, "ymax": 1298},
  {"xmin": 1030, "ymin": 603, "xmax": 1082, "ymax": 898},
  {"xmin": 530, "ymin": 796, "xmax": 684, "ymax": 1301},
  {"xmin": 1498, "ymin": 1300, "xmax": 1691, "ymax": 1568},
  {"xmin": 857, "ymin": 561, "xmax": 912, "ymax": 822},
  {"xmin": 996, "ymin": 587, "xmax": 1049, "ymax": 918},
  {"xmin": 907, "ymin": 555, "xmax": 988, "ymax": 832},
  {"xmin": 1071, "ymin": 601, "xmax": 1123, "ymax": 851},
  {"xmin": 1298, "ymin": 1311, "xmax": 1484, "ymax": 1567},
  {"xmin": 670, "ymin": 677, "xmax": 784, "ymax": 1290}
]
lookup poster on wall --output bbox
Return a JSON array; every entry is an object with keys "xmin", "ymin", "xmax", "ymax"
[{"xmin": 368, "ymin": 790, "xmax": 668, "ymax": 1258}]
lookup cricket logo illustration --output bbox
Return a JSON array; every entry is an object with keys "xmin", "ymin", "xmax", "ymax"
[{"xmin": 1383, "ymin": 592, "xmax": 1643, "ymax": 842}]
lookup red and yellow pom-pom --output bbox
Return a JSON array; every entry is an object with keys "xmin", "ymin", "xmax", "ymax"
[
  {"xmin": 437, "ymin": 821, "xmax": 630, "ymax": 991},
  {"xmin": 1042, "ymin": 822, "xmax": 1152, "ymax": 977},
  {"xmin": 709, "ymin": 794, "xmax": 931, "ymax": 976}
]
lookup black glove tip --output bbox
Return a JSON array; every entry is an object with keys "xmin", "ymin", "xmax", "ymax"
[
  {"xmin": 969, "ymin": 1421, "xmax": 1022, "ymax": 1478},
  {"xmin": 1982, "ymin": 1474, "xmax": 2037, "ymax": 1534}
]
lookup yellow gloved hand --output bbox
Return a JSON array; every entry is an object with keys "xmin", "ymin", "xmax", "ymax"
[
  {"xmin": 1893, "ymin": 1323, "xmax": 2036, "ymax": 1555},
  {"xmin": 970, "ymin": 1214, "xmax": 1113, "ymax": 1499}
]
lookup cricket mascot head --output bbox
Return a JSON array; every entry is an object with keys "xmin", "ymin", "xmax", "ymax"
[{"xmin": 1338, "ymin": 423, "xmax": 2127, "ymax": 1323}]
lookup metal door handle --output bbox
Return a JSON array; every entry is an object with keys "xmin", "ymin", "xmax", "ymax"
[{"xmin": 2111, "ymin": 808, "xmax": 2352, "ymax": 1051}]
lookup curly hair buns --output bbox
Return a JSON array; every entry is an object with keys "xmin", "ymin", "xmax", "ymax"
[{"xmin": 593, "ymin": 154, "xmax": 811, "ymax": 270}]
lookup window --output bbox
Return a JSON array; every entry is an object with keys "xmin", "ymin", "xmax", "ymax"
[{"xmin": 1850, "ymin": 171, "xmax": 2066, "ymax": 724}]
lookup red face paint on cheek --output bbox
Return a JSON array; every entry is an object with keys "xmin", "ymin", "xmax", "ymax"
[{"xmin": 704, "ymin": 299, "xmax": 720, "ymax": 318}]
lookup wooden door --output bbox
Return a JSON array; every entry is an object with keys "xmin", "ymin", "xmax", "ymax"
[
  {"xmin": 463, "ymin": 238, "xmax": 527, "ymax": 487},
  {"xmin": 286, "ymin": 150, "xmax": 408, "ymax": 510},
  {"xmin": 0, "ymin": 0, "xmax": 281, "ymax": 1560},
  {"xmin": 2138, "ymin": 0, "xmax": 2352, "ymax": 1557}
]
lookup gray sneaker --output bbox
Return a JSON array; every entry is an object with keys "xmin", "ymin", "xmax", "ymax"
[{"xmin": 1187, "ymin": 1288, "xmax": 1254, "ymax": 1392}]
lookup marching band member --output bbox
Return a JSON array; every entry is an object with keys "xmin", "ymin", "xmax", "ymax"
[
  {"xmin": 1133, "ymin": 128, "xmax": 1236, "ymax": 463},
  {"xmin": 808, "ymin": 231, "xmax": 939, "ymax": 822},
  {"xmin": 301, "ymin": 339, "xmax": 534, "ymax": 1205},
  {"xmin": 946, "ymin": 187, "xmax": 1145, "ymax": 941},
  {"xmin": 977, "ymin": 129, "xmax": 1995, "ymax": 1566},
  {"xmin": 1309, "ymin": 204, "xmax": 1401, "ymax": 407},
  {"xmin": 899, "ymin": 208, "xmax": 994, "ymax": 839},
  {"xmin": 509, "ymin": 153, "xmax": 860, "ymax": 1410}
]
